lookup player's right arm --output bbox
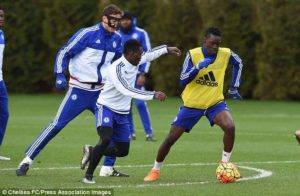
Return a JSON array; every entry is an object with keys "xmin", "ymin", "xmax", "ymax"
[
  {"xmin": 179, "ymin": 52, "xmax": 213, "ymax": 87},
  {"xmin": 53, "ymin": 28, "xmax": 92, "ymax": 90},
  {"xmin": 138, "ymin": 30, "xmax": 151, "ymax": 74},
  {"xmin": 54, "ymin": 28, "xmax": 91, "ymax": 75}
]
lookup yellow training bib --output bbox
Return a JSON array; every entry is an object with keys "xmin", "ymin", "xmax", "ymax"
[{"xmin": 181, "ymin": 47, "xmax": 231, "ymax": 109}]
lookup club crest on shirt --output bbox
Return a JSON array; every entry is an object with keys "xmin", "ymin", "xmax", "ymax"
[
  {"xmin": 112, "ymin": 41, "xmax": 117, "ymax": 48},
  {"xmin": 71, "ymin": 94, "xmax": 77, "ymax": 100},
  {"xmin": 104, "ymin": 117, "xmax": 110, "ymax": 123},
  {"xmin": 132, "ymin": 33, "xmax": 138, "ymax": 39}
]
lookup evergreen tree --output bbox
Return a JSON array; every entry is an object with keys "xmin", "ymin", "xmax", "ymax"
[
  {"xmin": 254, "ymin": 0, "xmax": 300, "ymax": 100},
  {"xmin": 148, "ymin": 0, "xmax": 202, "ymax": 95},
  {"xmin": 2, "ymin": 1, "xmax": 48, "ymax": 92}
]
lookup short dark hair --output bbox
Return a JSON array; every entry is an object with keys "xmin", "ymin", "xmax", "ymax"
[
  {"xmin": 102, "ymin": 4, "xmax": 122, "ymax": 16},
  {"xmin": 124, "ymin": 39, "xmax": 142, "ymax": 54},
  {"xmin": 205, "ymin": 27, "xmax": 221, "ymax": 38}
]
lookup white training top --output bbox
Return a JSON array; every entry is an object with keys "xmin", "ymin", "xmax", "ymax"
[{"xmin": 97, "ymin": 45, "xmax": 168, "ymax": 114}]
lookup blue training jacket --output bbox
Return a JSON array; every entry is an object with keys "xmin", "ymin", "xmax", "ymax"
[
  {"xmin": 118, "ymin": 19, "xmax": 151, "ymax": 74},
  {"xmin": 54, "ymin": 22, "xmax": 122, "ymax": 86}
]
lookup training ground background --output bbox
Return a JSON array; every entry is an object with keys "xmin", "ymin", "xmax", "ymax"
[{"xmin": 0, "ymin": 95, "xmax": 299, "ymax": 196}]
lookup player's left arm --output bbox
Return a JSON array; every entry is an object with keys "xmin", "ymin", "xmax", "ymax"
[
  {"xmin": 137, "ymin": 30, "xmax": 151, "ymax": 86},
  {"xmin": 139, "ymin": 45, "xmax": 181, "ymax": 65},
  {"xmin": 228, "ymin": 51, "xmax": 243, "ymax": 100}
]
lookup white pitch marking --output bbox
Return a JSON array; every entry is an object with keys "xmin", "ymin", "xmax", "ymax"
[
  {"xmin": 77, "ymin": 181, "xmax": 211, "ymax": 189},
  {"xmin": 1, "ymin": 160, "xmax": 300, "ymax": 171},
  {"xmin": 1, "ymin": 161, "xmax": 276, "ymax": 188},
  {"xmin": 237, "ymin": 165, "xmax": 272, "ymax": 181},
  {"xmin": 75, "ymin": 165, "xmax": 272, "ymax": 189}
]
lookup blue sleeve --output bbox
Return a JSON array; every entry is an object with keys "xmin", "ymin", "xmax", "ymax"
[
  {"xmin": 179, "ymin": 52, "xmax": 200, "ymax": 87},
  {"xmin": 112, "ymin": 38, "xmax": 123, "ymax": 62},
  {"xmin": 229, "ymin": 51, "xmax": 243, "ymax": 88},
  {"xmin": 111, "ymin": 34, "xmax": 123, "ymax": 62},
  {"xmin": 54, "ymin": 28, "xmax": 90, "ymax": 74},
  {"xmin": 138, "ymin": 30, "xmax": 151, "ymax": 73}
]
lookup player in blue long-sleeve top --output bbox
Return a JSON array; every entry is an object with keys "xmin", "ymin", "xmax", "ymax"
[
  {"xmin": 16, "ymin": 4, "xmax": 126, "ymax": 177},
  {"xmin": 0, "ymin": 8, "xmax": 10, "ymax": 161}
]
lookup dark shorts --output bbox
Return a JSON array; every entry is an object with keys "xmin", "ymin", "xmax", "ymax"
[{"xmin": 171, "ymin": 101, "xmax": 229, "ymax": 132}]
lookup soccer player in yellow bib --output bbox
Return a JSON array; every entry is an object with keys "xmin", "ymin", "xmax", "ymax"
[{"xmin": 144, "ymin": 27, "xmax": 243, "ymax": 182}]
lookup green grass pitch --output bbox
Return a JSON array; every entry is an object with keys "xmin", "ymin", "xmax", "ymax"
[{"xmin": 0, "ymin": 94, "xmax": 299, "ymax": 196}]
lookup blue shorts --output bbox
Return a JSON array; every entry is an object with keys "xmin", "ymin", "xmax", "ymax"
[
  {"xmin": 171, "ymin": 101, "xmax": 229, "ymax": 132},
  {"xmin": 95, "ymin": 105, "xmax": 130, "ymax": 142}
]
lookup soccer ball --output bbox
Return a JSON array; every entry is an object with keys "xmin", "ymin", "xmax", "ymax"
[{"xmin": 216, "ymin": 162, "xmax": 240, "ymax": 183}]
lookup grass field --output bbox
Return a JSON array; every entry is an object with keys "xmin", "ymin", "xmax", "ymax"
[{"xmin": 0, "ymin": 94, "xmax": 300, "ymax": 196}]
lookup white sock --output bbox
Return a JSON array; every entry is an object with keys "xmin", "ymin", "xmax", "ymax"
[
  {"xmin": 21, "ymin": 156, "xmax": 33, "ymax": 166},
  {"xmin": 221, "ymin": 150, "xmax": 232, "ymax": 163},
  {"xmin": 153, "ymin": 160, "xmax": 163, "ymax": 170},
  {"xmin": 101, "ymin": 165, "xmax": 112, "ymax": 171}
]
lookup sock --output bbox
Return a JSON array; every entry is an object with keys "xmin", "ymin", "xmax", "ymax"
[
  {"xmin": 21, "ymin": 156, "xmax": 33, "ymax": 165},
  {"xmin": 86, "ymin": 145, "xmax": 105, "ymax": 176},
  {"xmin": 101, "ymin": 165, "xmax": 112, "ymax": 171},
  {"xmin": 153, "ymin": 160, "xmax": 163, "ymax": 170},
  {"xmin": 221, "ymin": 150, "xmax": 231, "ymax": 163}
]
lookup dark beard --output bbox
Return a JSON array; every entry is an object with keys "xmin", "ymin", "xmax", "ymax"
[{"xmin": 121, "ymin": 25, "xmax": 133, "ymax": 34}]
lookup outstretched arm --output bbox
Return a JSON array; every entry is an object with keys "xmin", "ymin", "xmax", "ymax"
[{"xmin": 139, "ymin": 45, "xmax": 181, "ymax": 65}]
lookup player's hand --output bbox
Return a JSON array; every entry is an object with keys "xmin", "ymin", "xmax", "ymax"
[
  {"xmin": 228, "ymin": 87, "xmax": 242, "ymax": 100},
  {"xmin": 136, "ymin": 74, "xmax": 146, "ymax": 86},
  {"xmin": 55, "ymin": 73, "xmax": 67, "ymax": 90},
  {"xmin": 167, "ymin": 47, "xmax": 181, "ymax": 56},
  {"xmin": 154, "ymin": 91, "xmax": 167, "ymax": 101},
  {"xmin": 196, "ymin": 58, "xmax": 214, "ymax": 70}
]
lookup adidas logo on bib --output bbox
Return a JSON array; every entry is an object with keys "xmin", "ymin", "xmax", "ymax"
[{"xmin": 196, "ymin": 71, "xmax": 218, "ymax": 87}]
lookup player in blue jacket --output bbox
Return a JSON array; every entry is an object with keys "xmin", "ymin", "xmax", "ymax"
[
  {"xmin": 0, "ymin": 8, "xmax": 10, "ymax": 161},
  {"xmin": 16, "ymin": 4, "xmax": 124, "ymax": 176}
]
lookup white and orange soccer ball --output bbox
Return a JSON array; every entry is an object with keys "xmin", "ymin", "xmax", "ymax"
[{"xmin": 216, "ymin": 162, "xmax": 240, "ymax": 183}]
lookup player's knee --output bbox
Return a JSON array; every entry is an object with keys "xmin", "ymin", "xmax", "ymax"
[
  {"xmin": 224, "ymin": 123, "xmax": 235, "ymax": 135},
  {"xmin": 97, "ymin": 126, "xmax": 113, "ymax": 145},
  {"xmin": 117, "ymin": 148, "xmax": 129, "ymax": 157},
  {"xmin": 45, "ymin": 122, "xmax": 63, "ymax": 133},
  {"xmin": 165, "ymin": 136, "xmax": 176, "ymax": 147},
  {"xmin": 115, "ymin": 142, "xmax": 130, "ymax": 157}
]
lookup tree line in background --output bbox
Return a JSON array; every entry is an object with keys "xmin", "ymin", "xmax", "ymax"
[{"xmin": 1, "ymin": 0, "xmax": 299, "ymax": 100}]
